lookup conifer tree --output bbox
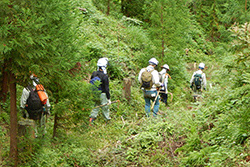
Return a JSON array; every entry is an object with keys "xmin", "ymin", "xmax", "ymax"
[
  {"xmin": 121, "ymin": 0, "xmax": 144, "ymax": 19},
  {"xmin": 0, "ymin": 0, "xmax": 81, "ymax": 165},
  {"xmin": 143, "ymin": 0, "xmax": 193, "ymax": 54},
  {"xmin": 189, "ymin": 0, "xmax": 250, "ymax": 42}
]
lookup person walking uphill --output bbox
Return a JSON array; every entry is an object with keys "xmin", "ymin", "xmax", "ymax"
[
  {"xmin": 190, "ymin": 62, "xmax": 207, "ymax": 94},
  {"xmin": 89, "ymin": 57, "xmax": 111, "ymax": 126},
  {"xmin": 138, "ymin": 58, "xmax": 163, "ymax": 117},
  {"xmin": 20, "ymin": 73, "xmax": 51, "ymax": 138},
  {"xmin": 159, "ymin": 64, "xmax": 171, "ymax": 106}
]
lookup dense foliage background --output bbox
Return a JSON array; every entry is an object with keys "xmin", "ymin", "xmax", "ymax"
[{"xmin": 1, "ymin": 0, "xmax": 250, "ymax": 166}]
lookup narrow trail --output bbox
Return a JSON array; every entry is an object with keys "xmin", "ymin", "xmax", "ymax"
[{"xmin": 158, "ymin": 61, "xmax": 212, "ymax": 133}]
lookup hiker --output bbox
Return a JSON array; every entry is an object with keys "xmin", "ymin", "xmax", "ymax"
[
  {"xmin": 159, "ymin": 64, "xmax": 171, "ymax": 106},
  {"xmin": 89, "ymin": 57, "xmax": 111, "ymax": 125},
  {"xmin": 190, "ymin": 62, "xmax": 207, "ymax": 94},
  {"xmin": 138, "ymin": 58, "xmax": 162, "ymax": 117},
  {"xmin": 20, "ymin": 73, "xmax": 51, "ymax": 137}
]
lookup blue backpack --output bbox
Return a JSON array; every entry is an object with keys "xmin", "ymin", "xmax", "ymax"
[{"xmin": 89, "ymin": 72, "xmax": 102, "ymax": 91}]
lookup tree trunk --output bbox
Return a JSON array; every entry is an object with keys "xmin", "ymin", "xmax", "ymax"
[
  {"xmin": 245, "ymin": 0, "xmax": 248, "ymax": 22},
  {"xmin": 161, "ymin": 4, "xmax": 165, "ymax": 58},
  {"xmin": 18, "ymin": 119, "xmax": 35, "ymax": 138},
  {"xmin": 18, "ymin": 119, "xmax": 35, "ymax": 156},
  {"xmin": 9, "ymin": 71, "xmax": 18, "ymax": 167},
  {"xmin": 123, "ymin": 78, "xmax": 131, "ymax": 101},
  {"xmin": 245, "ymin": 0, "xmax": 247, "ymax": 12},
  {"xmin": 1, "ymin": 60, "xmax": 9, "ymax": 102},
  {"xmin": 107, "ymin": 0, "xmax": 110, "ymax": 15},
  {"xmin": 53, "ymin": 96, "xmax": 59, "ymax": 138},
  {"xmin": 121, "ymin": 0, "xmax": 125, "ymax": 14},
  {"xmin": 121, "ymin": 0, "xmax": 129, "ymax": 16},
  {"xmin": 53, "ymin": 113, "xmax": 58, "ymax": 138}
]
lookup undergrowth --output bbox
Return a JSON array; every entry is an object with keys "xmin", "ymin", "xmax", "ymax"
[{"xmin": 1, "ymin": 0, "xmax": 250, "ymax": 166}]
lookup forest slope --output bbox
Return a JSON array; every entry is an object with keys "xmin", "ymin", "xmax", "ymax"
[{"xmin": 1, "ymin": 0, "xmax": 250, "ymax": 166}]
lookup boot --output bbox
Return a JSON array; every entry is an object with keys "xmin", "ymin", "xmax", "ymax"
[{"xmin": 89, "ymin": 118, "xmax": 94, "ymax": 126}]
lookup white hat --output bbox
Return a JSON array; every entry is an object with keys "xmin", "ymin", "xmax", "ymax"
[
  {"xmin": 199, "ymin": 63, "xmax": 205, "ymax": 69},
  {"xmin": 97, "ymin": 57, "xmax": 109, "ymax": 67},
  {"xmin": 30, "ymin": 74, "xmax": 39, "ymax": 87},
  {"xmin": 161, "ymin": 64, "xmax": 170, "ymax": 71},
  {"xmin": 148, "ymin": 58, "xmax": 159, "ymax": 66}
]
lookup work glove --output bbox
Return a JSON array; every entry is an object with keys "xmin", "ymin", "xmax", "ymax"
[
  {"xmin": 204, "ymin": 87, "xmax": 206, "ymax": 91},
  {"xmin": 107, "ymin": 99, "xmax": 111, "ymax": 105},
  {"xmin": 156, "ymin": 83, "xmax": 163, "ymax": 91},
  {"xmin": 190, "ymin": 85, "xmax": 193, "ymax": 89}
]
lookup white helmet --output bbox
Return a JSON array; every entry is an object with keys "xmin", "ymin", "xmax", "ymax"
[
  {"xmin": 161, "ymin": 64, "xmax": 170, "ymax": 71},
  {"xmin": 30, "ymin": 73, "xmax": 39, "ymax": 83},
  {"xmin": 199, "ymin": 63, "xmax": 205, "ymax": 69},
  {"xmin": 97, "ymin": 57, "xmax": 109, "ymax": 67},
  {"xmin": 148, "ymin": 58, "xmax": 159, "ymax": 66}
]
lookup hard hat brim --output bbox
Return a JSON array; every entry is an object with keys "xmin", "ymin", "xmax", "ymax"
[{"xmin": 161, "ymin": 66, "xmax": 170, "ymax": 71}]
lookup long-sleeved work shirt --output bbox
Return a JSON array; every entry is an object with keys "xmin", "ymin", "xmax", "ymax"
[
  {"xmin": 20, "ymin": 85, "xmax": 51, "ymax": 109},
  {"xmin": 159, "ymin": 70, "xmax": 170, "ymax": 93},
  {"xmin": 138, "ymin": 65, "xmax": 161, "ymax": 91},
  {"xmin": 190, "ymin": 69, "xmax": 207, "ymax": 89},
  {"xmin": 91, "ymin": 70, "xmax": 110, "ymax": 100}
]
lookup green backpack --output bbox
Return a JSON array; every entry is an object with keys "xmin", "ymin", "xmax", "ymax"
[
  {"xmin": 194, "ymin": 73, "xmax": 202, "ymax": 89},
  {"xmin": 141, "ymin": 68, "xmax": 154, "ymax": 89}
]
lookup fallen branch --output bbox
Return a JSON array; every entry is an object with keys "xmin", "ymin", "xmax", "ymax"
[
  {"xmin": 121, "ymin": 116, "xmax": 125, "ymax": 128},
  {"xmin": 77, "ymin": 7, "xmax": 87, "ymax": 12},
  {"xmin": 93, "ymin": 100, "xmax": 120, "ymax": 109}
]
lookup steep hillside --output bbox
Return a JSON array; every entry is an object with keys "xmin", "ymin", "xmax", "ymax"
[{"xmin": 1, "ymin": 0, "xmax": 250, "ymax": 166}]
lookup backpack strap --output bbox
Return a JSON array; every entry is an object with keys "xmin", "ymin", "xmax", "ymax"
[
  {"xmin": 196, "ymin": 71, "xmax": 203, "ymax": 76},
  {"xmin": 26, "ymin": 85, "xmax": 33, "ymax": 93},
  {"xmin": 92, "ymin": 71, "xmax": 98, "ymax": 77},
  {"xmin": 150, "ymin": 68, "xmax": 155, "ymax": 73},
  {"xmin": 93, "ymin": 71, "xmax": 104, "ymax": 79},
  {"xmin": 144, "ymin": 68, "xmax": 154, "ymax": 73}
]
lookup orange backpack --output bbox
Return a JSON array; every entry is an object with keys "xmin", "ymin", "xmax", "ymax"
[{"xmin": 36, "ymin": 84, "xmax": 48, "ymax": 105}]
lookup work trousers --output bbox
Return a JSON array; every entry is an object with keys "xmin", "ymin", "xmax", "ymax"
[
  {"xmin": 90, "ymin": 93, "xmax": 110, "ymax": 120},
  {"xmin": 143, "ymin": 90, "xmax": 160, "ymax": 117},
  {"xmin": 160, "ymin": 92, "xmax": 168, "ymax": 105}
]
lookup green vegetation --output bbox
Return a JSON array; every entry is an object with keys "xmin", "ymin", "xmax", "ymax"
[{"xmin": 1, "ymin": 0, "xmax": 250, "ymax": 166}]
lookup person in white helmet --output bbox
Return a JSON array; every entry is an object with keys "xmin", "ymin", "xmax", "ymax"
[
  {"xmin": 159, "ymin": 64, "xmax": 171, "ymax": 106},
  {"xmin": 89, "ymin": 57, "xmax": 111, "ymax": 126},
  {"xmin": 190, "ymin": 62, "xmax": 207, "ymax": 94},
  {"xmin": 20, "ymin": 73, "xmax": 51, "ymax": 137},
  {"xmin": 138, "ymin": 58, "xmax": 162, "ymax": 117}
]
